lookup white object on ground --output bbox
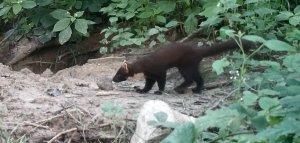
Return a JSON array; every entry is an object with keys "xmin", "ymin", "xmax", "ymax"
[{"xmin": 130, "ymin": 100, "xmax": 196, "ymax": 143}]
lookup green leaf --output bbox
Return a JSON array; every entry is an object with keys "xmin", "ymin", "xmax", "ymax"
[
  {"xmin": 148, "ymin": 28, "xmax": 159, "ymax": 36},
  {"xmin": 40, "ymin": 15, "xmax": 56, "ymax": 28},
  {"xmin": 242, "ymin": 35, "xmax": 266, "ymax": 43},
  {"xmin": 147, "ymin": 120, "xmax": 158, "ymax": 126},
  {"xmin": 38, "ymin": 31, "xmax": 53, "ymax": 43},
  {"xmin": 245, "ymin": 0, "xmax": 259, "ymax": 4},
  {"xmin": 254, "ymin": 7, "xmax": 277, "ymax": 16},
  {"xmin": 220, "ymin": 27, "xmax": 235, "ymax": 38},
  {"xmin": 125, "ymin": 12, "xmax": 135, "ymax": 20},
  {"xmin": 149, "ymin": 40, "xmax": 156, "ymax": 48},
  {"xmin": 50, "ymin": 9, "xmax": 71, "ymax": 20},
  {"xmin": 21, "ymin": 1, "xmax": 37, "ymax": 9},
  {"xmin": 263, "ymin": 40, "xmax": 296, "ymax": 52},
  {"xmin": 154, "ymin": 112, "xmax": 168, "ymax": 122},
  {"xmin": 74, "ymin": 11, "xmax": 84, "ymax": 18},
  {"xmin": 294, "ymin": 5, "xmax": 300, "ymax": 15},
  {"xmin": 212, "ymin": 58, "xmax": 230, "ymax": 75},
  {"xmin": 276, "ymin": 11, "xmax": 293, "ymax": 21},
  {"xmin": 165, "ymin": 20, "xmax": 178, "ymax": 28},
  {"xmin": 101, "ymin": 101, "xmax": 124, "ymax": 118},
  {"xmin": 99, "ymin": 47, "xmax": 108, "ymax": 54},
  {"xmin": 156, "ymin": 15, "xmax": 166, "ymax": 23},
  {"xmin": 283, "ymin": 53, "xmax": 300, "ymax": 71},
  {"xmin": 53, "ymin": 18, "xmax": 71, "ymax": 32},
  {"xmin": 258, "ymin": 97, "xmax": 280, "ymax": 110},
  {"xmin": 243, "ymin": 91, "xmax": 258, "ymax": 106},
  {"xmin": 259, "ymin": 61, "xmax": 281, "ymax": 69},
  {"xmin": 36, "ymin": 0, "xmax": 53, "ymax": 6},
  {"xmin": 157, "ymin": 1, "xmax": 176, "ymax": 13},
  {"xmin": 289, "ymin": 16, "xmax": 300, "ymax": 26},
  {"xmin": 58, "ymin": 26, "xmax": 72, "ymax": 45},
  {"xmin": 274, "ymin": 85, "xmax": 300, "ymax": 97},
  {"xmin": 200, "ymin": 16, "xmax": 222, "ymax": 26},
  {"xmin": 138, "ymin": 11, "xmax": 152, "ymax": 18},
  {"xmin": 156, "ymin": 34, "xmax": 165, "ymax": 43},
  {"xmin": 0, "ymin": 7, "xmax": 11, "ymax": 16},
  {"xmin": 75, "ymin": 19, "xmax": 88, "ymax": 35},
  {"xmin": 161, "ymin": 122, "xmax": 196, "ymax": 143},
  {"xmin": 12, "ymin": 4, "xmax": 22, "ymax": 15},
  {"xmin": 116, "ymin": 2, "xmax": 128, "ymax": 8},
  {"xmin": 195, "ymin": 107, "xmax": 240, "ymax": 131},
  {"xmin": 251, "ymin": 115, "xmax": 268, "ymax": 131},
  {"xmin": 258, "ymin": 89, "xmax": 280, "ymax": 96},
  {"xmin": 200, "ymin": 5, "xmax": 221, "ymax": 17},
  {"xmin": 109, "ymin": 17, "xmax": 118, "ymax": 23},
  {"xmin": 256, "ymin": 118, "xmax": 300, "ymax": 142},
  {"xmin": 184, "ymin": 14, "xmax": 197, "ymax": 34},
  {"xmin": 280, "ymin": 95, "xmax": 300, "ymax": 111},
  {"xmin": 130, "ymin": 38, "xmax": 142, "ymax": 46}
]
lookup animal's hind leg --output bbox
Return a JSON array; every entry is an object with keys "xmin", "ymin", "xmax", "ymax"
[
  {"xmin": 154, "ymin": 72, "xmax": 166, "ymax": 95},
  {"xmin": 192, "ymin": 72, "xmax": 204, "ymax": 93},
  {"xmin": 175, "ymin": 66, "xmax": 194, "ymax": 94}
]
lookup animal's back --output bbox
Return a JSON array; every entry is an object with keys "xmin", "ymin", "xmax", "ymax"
[{"xmin": 149, "ymin": 43, "xmax": 199, "ymax": 67}]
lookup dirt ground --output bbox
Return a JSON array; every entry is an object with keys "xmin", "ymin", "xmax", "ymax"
[{"xmin": 0, "ymin": 54, "xmax": 232, "ymax": 143}]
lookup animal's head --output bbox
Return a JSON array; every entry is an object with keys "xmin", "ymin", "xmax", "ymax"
[{"xmin": 112, "ymin": 61, "xmax": 132, "ymax": 82}]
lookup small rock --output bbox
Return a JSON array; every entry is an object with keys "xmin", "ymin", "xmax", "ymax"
[
  {"xmin": 46, "ymin": 88, "xmax": 62, "ymax": 97},
  {"xmin": 20, "ymin": 68, "xmax": 33, "ymax": 75},
  {"xmin": 41, "ymin": 68, "xmax": 53, "ymax": 77},
  {"xmin": 96, "ymin": 77, "xmax": 113, "ymax": 90}
]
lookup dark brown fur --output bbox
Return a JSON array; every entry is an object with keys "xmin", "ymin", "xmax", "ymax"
[{"xmin": 113, "ymin": 39, "xmax": 255, "ymax": 94}]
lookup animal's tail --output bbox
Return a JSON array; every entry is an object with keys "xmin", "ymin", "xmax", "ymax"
[{"xmin": 197, "ymin": 39, "xmax": 255, "ymax": 57}]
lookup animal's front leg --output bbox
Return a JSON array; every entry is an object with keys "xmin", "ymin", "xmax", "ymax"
[
  {"xmin": 154, "ymin": 73, "xmax": 166, "ymax": 95},
  {"xmin": 135, "ymin": 77, "xmax": 156, "ymax": 93}
]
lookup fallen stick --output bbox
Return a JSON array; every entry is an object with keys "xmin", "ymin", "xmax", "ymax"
[
  {"xmin": 47, "ymin": 128, "xmax": 77, "ymax": 143},
  {"xmin": 23, "ymin": 121, "xmax": 50, "ymax": 129}
]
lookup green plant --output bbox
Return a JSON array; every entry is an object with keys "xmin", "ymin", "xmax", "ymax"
[
  {"xmin": 99, "ymin": 0, "xmax": 204, "ymax": 52},
  {"xmin": 100, "ymin": 101, "xmax": 124, "ymax": 141},
  {"xmin": 0, "ymin": 0, "xmax": 109, "ymax": 44},
  {"xmin": 0, "ymin": 121, "xmax": 27, "ymax": 143}
]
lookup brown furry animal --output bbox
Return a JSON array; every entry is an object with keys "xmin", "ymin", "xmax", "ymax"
[{"xmin": 113, "ymin": 39, "xmax": 254, "ymax": 94}]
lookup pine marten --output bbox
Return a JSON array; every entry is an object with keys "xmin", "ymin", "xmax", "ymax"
[{"xmin": 112, "ymin": 39, "xmax": 255, "ymax": 95}]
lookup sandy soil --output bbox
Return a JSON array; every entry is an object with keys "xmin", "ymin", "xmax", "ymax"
[{"xmin": 0, "ymin": 55, "xmax": 232, "ymax": 143}]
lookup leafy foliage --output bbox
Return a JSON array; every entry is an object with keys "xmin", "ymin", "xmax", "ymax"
[
  {"xmin": 101, "ymin": 101, "xmax": 124, "ymax": 118},
  {"xmin": 99, "ymin": 0, "xmax": 201, "ymax": 52},
  {"xmin": 0, "ymin": 0, "xmax": 108, "ymax": 44},
  {"xmin": 1, "ymin": 0, "xmax": 300, "ymax": 142},
  {"xmin": 144, "ymin": 1, "xmax": 300, "ymax": 143}
]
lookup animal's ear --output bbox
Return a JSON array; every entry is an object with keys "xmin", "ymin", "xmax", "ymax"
[{"xmin": 122, "ymin": 60, "xmax": 129, "ymax": 73}]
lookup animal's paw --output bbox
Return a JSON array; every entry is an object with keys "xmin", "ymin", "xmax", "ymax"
[
  {"xmin": 154, "ymin": 90, "xmax": 163, "ymax": 95},
  {"xmin": 192, "ymin": 88, "xmax": 202, "ymax": 94},
  {"xmin": 135, "ymin": 87, "xmax": 146, "ymax": 94}
]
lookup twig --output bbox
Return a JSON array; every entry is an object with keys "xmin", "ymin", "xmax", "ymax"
[
  {"xmin": 36, "ymin": 114, "xmax": 65, "ymax": 124},
  {"xmin": 8, "ymin": 121, "xmax": 49, "ymax": 135},
  {"xmin": 99, "ymin": 122, "xmax": 113, "ymax": 128},
  {"xmin": 113, "ymin": 122, "xmax": 126, "ymax": 143},
  {"xmin": 204, "ymin": 81, "xmax": 232, "ymax": 90},
  {"xmin": 47, "ymin": 128, "xmax": 77, "ymax": 143},
  {"xmin": 208, "ymin": 88, "xmax": 239, "ymax": 111},
  {"xmin": 10, "ymin": 123, "xmax": 21, "ymax": 135},
  {"xmin": 23, "ymin": 121, "xmax": 50, "ymax": 129},
  {"xmin": 67, "ymin": 131, "xmax": 77, "ymax": 143},
  {"xmin": 65, "ymin": 110, "xmax": 81, "ymax": 124},
  {"xmin": 179, "ymin": 26, "xmax": 208, "ymax": 43},
  {"xmin": 75, "ymin": 105, "xmax": 93, "ymax": 118}
]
